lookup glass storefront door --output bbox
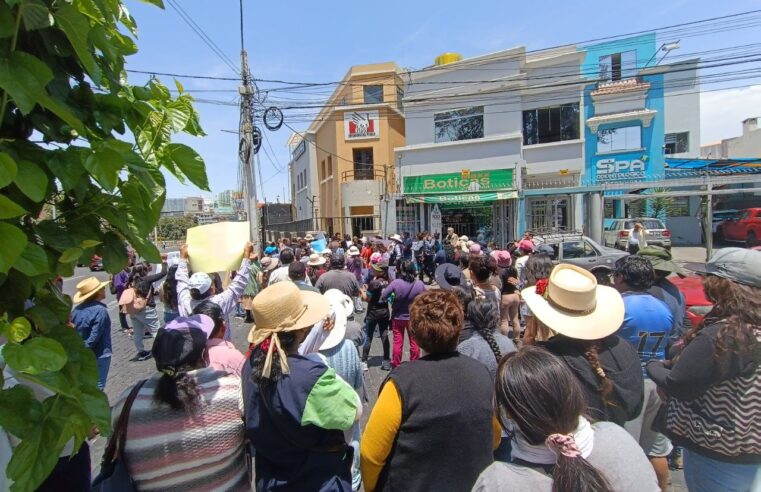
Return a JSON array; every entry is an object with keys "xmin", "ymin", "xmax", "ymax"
[{"xmin": 440, "ymin": 204, "xmax": 494, "ymax": 243}]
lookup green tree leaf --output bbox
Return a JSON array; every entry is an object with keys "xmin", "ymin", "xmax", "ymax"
[
  {"xmin": 3, "ymin": 338, "xmax": 68, "ymax": 374},
  {"xmin": 80, "ymin": 386, "xmax": 112, "ymax": 435},
  {"xmin": 0, "ymin": 386, "xmax": 42, "ymax": 438},
  {"xmin": 8, "ymin": 316, "xmax": 31, "ymax": 343},
  {"xmin": 79, "ymin": 239, "xmax": 101, "ymax": 248},
  {"xmin": 83, "ymin": 149, "xmax": 122, "ymax": 190},
  {"xmin": 0, "ymin": 222, "xmax": 28, "ymax": 274},
  {"xmin": 53, "ymin": 5, "xmax": 99, "ymax": 82},
  {"xmin": 0, "ymin": 51, "xmax": 53, "ymax": 115},
  {"xmin": 0, "ymin": 152, "xmax": 17, "ymax": 188},
  {"xmin": 138, "ymin": 0, "xmax": 165, "ymax": 8},
  {"xmin": 6, "ymin": 417, "xmax": 63, "ymax": 492},
  {"xmin": 166, "ymin": 143, "xmax": 209, "ymax": 190},
  {"xmin": 25, "ymin": 305, "xmax": 60, "ymax": 334},
  {"xmin": 166, "ymin": 100, "xmax": 191, "ymax": 132},
  {"xmin": 58, "ymin": 246, "xmax": 83, "ymax": 263},
  {"xmin": 0, "ymin": 2, "xmax": 15, "ymax": 38},
  {"xmin": 20, "ymin": 0, "xmax": 54, "ymax": 31},
  {"xmin": 13, "ymin": 160, "xmax": 48, "ymax": 202},
  {"xmin": 0, "ymin": 194, "xmax": 26, "ymax": 218},
  {"xmin": 13, "ymin": 242, "xmax": 48, "ymax": 276},
  {"xmin": 98, "ymin": 232, "xmax": 127, "ymax": 272}
]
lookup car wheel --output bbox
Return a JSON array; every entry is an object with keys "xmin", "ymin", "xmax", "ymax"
[
  {"xmin": 593, "ymin": 269, "xmax": 612, "ymax": 286},
  {"xmin": 747, "ymin": 231, "xmax": 757, "ymax": 248}
]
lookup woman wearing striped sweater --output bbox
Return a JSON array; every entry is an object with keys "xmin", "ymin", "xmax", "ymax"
[{"xmin": 112, "ymin": 315, "xmax": 249, "ymax": 491}]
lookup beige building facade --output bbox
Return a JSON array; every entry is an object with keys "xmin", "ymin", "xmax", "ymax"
[{"xmin": 303, "ymin": 62, "xmax": 405, "ymax": 237}]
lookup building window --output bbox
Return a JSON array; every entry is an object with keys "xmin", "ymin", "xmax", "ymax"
[
  {"xmin": 597, "ymin": 125, "xmax": 642, "ymax": 153},
  {"xmin": 327, "ymin": 156, "xmax": 332, "ymax": 177},
  {"xmin": 321, "ymin": 160, "xmax": 326, "ymax": 179},
  {"xmin": 599, "ymin": 51, "xmax": 637, "ymax": 82},
  {"xmin": 665, "ymin": 132, "xmax": 689, "ymax": 154},
  {"xmin": 434, "ymin": 106, "xmax": 484, "ymax": 143},
  {"xmin": 353, "ymin": 148, "xmax": 374, "ymax": 180},
  {"xmin": 363, "ymin": 85, "xmax": 384, "ymax": 104},
  {"xmin": 522, "ymin": 103, "xmax": 579, "ymax": 145},
  {"xmin": 396, "ymin": 86, "xmax": 404, "ymax": 113}
]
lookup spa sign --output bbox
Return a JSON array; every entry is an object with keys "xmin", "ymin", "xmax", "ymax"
[{"xmin": 404, "ymin": 169, "xmax": 514, "ymax": 194}]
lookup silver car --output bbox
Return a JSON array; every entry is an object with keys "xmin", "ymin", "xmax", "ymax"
[
  {"xmin": 603, "ymin": 218, "xmax": 672, "ymax": 250},
  {"xmin": 537, "ymin": 233, "xmax": 628, "ymax": 285}
]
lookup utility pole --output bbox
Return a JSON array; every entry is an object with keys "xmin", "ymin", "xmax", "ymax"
[
  {"xmin": 307, "ymin": 194, "xmax": 317, "ymax": 232},
  {"xmin": 238, "ymin": 0, "xmax": 260, "ymax": 251}
]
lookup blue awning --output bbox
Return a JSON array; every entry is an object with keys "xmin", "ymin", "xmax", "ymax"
[{"xmin": 666, "ymin": 157, "xmax": 761, "ymax": 172}]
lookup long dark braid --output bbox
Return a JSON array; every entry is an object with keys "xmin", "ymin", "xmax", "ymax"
[
  {"xmin": 582, "ymin": 342, "xmax": 616, "ymax": 406},
  {"xmin": 466, "ymin": 295, "xmax": 502, "ymax": 363}
]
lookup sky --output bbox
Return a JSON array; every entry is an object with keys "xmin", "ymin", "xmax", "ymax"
[{"xmin": 123, "ymin": 0, "xmax": 761, "ymax": 201}]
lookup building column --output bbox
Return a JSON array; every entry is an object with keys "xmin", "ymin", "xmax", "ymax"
[
  {"xmin": 588, "ymin": 192, "xmax": 603, "ymax": 244},
  {"xmin": 518, "ymin": 196, "xmax": 527, "ymax": 235},
  {"xmin": 614, "ymin": 199, "xmax": 625, "ymax": 218}
]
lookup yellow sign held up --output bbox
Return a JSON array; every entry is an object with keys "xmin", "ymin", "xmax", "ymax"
[{"xmin": 186, "ymin": 221, "xmax": 250, "ymax": 273}]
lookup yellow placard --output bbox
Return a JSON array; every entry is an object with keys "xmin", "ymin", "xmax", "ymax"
[{"xmin": 186, "ymin": 221, "xmax": 250, "ymax": 273}]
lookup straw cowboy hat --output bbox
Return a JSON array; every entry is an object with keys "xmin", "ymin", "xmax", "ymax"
[
  {"xmin": 247, "ymin": 282, "xmax": 329, "ymax": 378},
  {"xmin": 347, "ymin": 245, "xmax": 360, "ymax": 256},
  {"xmin": 260, "ymin": 257, "xmax": 280, "ymax": 272},
  {"xmin": 521, "ymin": 264, "xmax": 624, "ymax": 340},
  {"xmin": 307, "ymin": 253, "xmax": 326, "ymax": 266},
  {"xmin": 73, "ymin": 276, "xmax": 110, "ymax": 303},
  {"xmin": 317, "ymin": 289, "xmax": 353, "ymax": 351},
  {"xmin": 305, "ymin": 233, "xmax": 315, "ymax": 241},
  {"xmin": 390, "ymin": 234, "xmax": 403, "ymax": 243}
]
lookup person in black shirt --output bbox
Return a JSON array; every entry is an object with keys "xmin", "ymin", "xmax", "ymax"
[{"xmin": 361, "ymin": 262, "xmax": 391, "ymax": 371}]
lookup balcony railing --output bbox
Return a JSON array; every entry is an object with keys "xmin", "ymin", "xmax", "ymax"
[{"xmin": 341, "ymin": 168, "xmax": 387, "ymax": 182}]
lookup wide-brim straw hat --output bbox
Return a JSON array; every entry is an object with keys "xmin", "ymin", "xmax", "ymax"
[
  {"xmin": 73, "ymin": 277, "xmax": 110, "ymax": 303},
  {"xmin": 390, "ymin": 234, "xmax": 403, "ymax": 243},
  {"xmin": 347, "ymin": 246, "xmax": 360, "ymax": 256},
  {"xmin": 305, "ymin": 234, "xmax": 315, "ymax": 241},
  {"xmin": 260, "ymin": 257, "xmax": 280, "ymax": 272},
  {"xmin": 248, "ymin": 282, "xmax": 329, "ymax": 343},
  {"xmin": 521, "ymin": 264, "xmax": 624, "ymax": 340},
  {"xmin": 307, "ymin": 253, "xmax": 326, "ymax": 266},
  {"xmin": 317, "ymin": 289, "xmax": 352, "ymax": 350}
]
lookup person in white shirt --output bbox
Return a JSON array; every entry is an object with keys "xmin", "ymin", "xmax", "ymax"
[
  {"xmin": 268, "ymin": 248, "xmax": 312, "ymax": 286},
  {"xmin": 626, "ymin": 223, "xmax": 648, "ymax": 255}
]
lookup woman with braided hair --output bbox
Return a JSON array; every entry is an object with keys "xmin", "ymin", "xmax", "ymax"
[
  {"xmin": 242, "ymin": 282, "xmax": 361, "ymax": 491},
  {"xmin": 457, "ymin": 291, "xmax": 516, "ymax": 381},
  {"xmin": 521, "ymin": 264, "xmax": 644, "ymax": 426},
  {"xmin": 473, "ymin": 346, "xmax": 658, "ymax": 492}
]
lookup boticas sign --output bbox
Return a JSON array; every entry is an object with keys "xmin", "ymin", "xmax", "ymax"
[{"xmin": 404, "ymin": 169, "xmax": 514, "ymax": 194}]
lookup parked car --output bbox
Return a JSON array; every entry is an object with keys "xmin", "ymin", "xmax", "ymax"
[
  {"xmin": 90, "ymin": 255, "xmax": 104, "ymax": 271},
  {"xmin": 535, "ymin": 232, "xmax": 628, "ymax": 285},
  {"xmin": 716, "ymin": 207, "xmax": 761, "ymax": 247},
  {"xmin": 711, "ymin": 209, "xmax": 738, "ymax": 235},
  {"xmin": 670, "ymin": 275, "xmax": 713, "ymax": 327},
  {"xmin": 603, "ymin": 218, "xmax": 672, "ymax": 250}
]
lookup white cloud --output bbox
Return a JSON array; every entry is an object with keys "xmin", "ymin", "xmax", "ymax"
[{"xmin": 701, "ymin": 84, "xmax": 761, "ymax": 144}]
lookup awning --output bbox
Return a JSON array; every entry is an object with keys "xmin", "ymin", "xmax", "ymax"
[{"xmin": 406, "ymin": 191, "xmax": 517, "ymax": 204}]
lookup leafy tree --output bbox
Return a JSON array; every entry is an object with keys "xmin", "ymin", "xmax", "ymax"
[
  {"xmin": 0, "ymin": 0, "xmax": 209, "ymax": 490},
  {"xmin": 157, "ymin": 214, "xmax": 198, "ymax": 241}
]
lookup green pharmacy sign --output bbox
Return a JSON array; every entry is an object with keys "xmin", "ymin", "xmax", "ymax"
[{"xmin": 404, "ymin": 169, "xmax": 514, "ymax": 195}]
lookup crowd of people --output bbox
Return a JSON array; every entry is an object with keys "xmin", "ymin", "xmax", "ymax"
[{"xmin": 54, "ymin": 230, "xmax": 761, "ymax": 491}]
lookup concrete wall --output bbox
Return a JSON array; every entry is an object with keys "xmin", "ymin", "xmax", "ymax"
[
  {"xmin": 663, "ymin": 59, "xmax": 701, "ymax": 158},
  {"xmin": 291, "ymin": 133, "xmax": 318, "ymax": 222}
]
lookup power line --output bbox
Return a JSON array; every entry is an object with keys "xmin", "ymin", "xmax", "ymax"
[{"xmin": 165, "ymin": 0, "xmax": 239, "ymax": 75}]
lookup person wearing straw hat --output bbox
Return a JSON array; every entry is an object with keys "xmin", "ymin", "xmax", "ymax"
[
  {"xmin": 71, "ymin": 276, "xmax": 113, "ymax": 390},
  {"xmin": 243, "ymin": 282, "xmax": 361, "ymax": 491},
  {"xmin": 306, "ymin": 252, "xmax": 327, "ymax": 285},
  {"xmin": 522, "ymin": 264, "xmax": 644, "ymax": 426}
]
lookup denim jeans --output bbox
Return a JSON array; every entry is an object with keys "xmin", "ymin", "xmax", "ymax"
[
  {"xmin": 363, "ymin": 317, "xmax": 389, "ymax": 361},
  {"xmin": 683, "ymin": 448, "xmax": 760, "ymax": 492},
  {"xmin": 129, "ymin": 307, "xmax": 159, "ymax": 353},
  {"xmin": 163, "ymin": 308, "xmax": 178, "ymax": 325},
  {"xmin": 96, "ymin": 356, "xmax": 111, "ymax": 390}
]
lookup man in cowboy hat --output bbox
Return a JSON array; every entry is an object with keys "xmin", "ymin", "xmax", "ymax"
[{"xmin": 71, "ymin": 276, "xmax": 113, "ymax": 390}]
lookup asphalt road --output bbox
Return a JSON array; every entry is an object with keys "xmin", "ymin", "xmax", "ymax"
[{"xmin": 64, "ymin": 262, "xmax": 686, "ymax": 490}]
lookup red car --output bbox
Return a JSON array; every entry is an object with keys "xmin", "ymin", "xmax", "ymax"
[
  {"xmin": 716, "ymin": 207, "xmax": 761, "ymax": 247},
  {"xmin": 670, "ymin": 275, "xmax": 713, "ymax": 327}
]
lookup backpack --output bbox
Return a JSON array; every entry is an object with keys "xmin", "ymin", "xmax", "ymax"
[{"xmin": 118, "ymin": 287, "xmax": 147, "ymax": 315}]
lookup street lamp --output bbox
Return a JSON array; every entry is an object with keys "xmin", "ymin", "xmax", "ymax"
[{"xmin": 645, "ymin": 41, "xmax": 681, "ymax": 68}]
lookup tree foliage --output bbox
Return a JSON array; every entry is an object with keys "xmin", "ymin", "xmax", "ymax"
[
  {"xmin": 0, "ymin": 0, "xmax": 209, "ymax": 490},
  {"xmin": 157, "ymin": 214, "xmax": 197, "ymax": 241}
]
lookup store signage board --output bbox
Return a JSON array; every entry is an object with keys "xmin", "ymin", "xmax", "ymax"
[
  {"xmin": 406, "ymin": 191, "xmax": 518, "ymax": 204},
  {"xmin": 430, "ymin": 204, "xmax": 442, "ymax": 235},
  {"xmin": 404, "ymin": 169, "xmax": 514, "ymax": 195},
  {"xmin": 595, "ymin": 158, "xmax": 647, "ymax": 182},
  {"xmin": 292, "ymin": 140, "xmax": 306, "ymax": 160},
  {"xmin": 344, "ymin": 111, "xmax": 380, "ymax": 140}
]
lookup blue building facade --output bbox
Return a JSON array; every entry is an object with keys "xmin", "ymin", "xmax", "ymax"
[{"xmin": 582, "ymin": 35, "xmax": 670, "ymax": 219}]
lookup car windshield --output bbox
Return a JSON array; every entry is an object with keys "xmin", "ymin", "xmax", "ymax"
[{"xmin": 624, "ymin": 219, "xmax": 664, "ymax": 229}]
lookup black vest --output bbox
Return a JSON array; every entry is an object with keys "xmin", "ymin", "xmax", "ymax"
[{"xmin": 377, "ymin": 352, "xmax": 494, "ymax": 492}]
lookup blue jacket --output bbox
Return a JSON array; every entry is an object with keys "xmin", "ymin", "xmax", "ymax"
[{"xmin": 71, "ymin": 300, "xmax": 112, "ymax": 358}]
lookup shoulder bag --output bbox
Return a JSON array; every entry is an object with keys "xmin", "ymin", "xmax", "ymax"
[{"xmin": 92, "ymin": 379, "xmax": 147, "ymax": 492}]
